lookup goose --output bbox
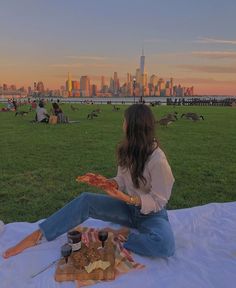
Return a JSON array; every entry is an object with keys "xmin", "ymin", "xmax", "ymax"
[
  {"xmin": 189, "ymin": 114, "xmax": 204, "ymax": 121},
  {"xmin": 156, "ymin": 117, "xmax": 175, "ymax": 127},
  {"xmin": 112, "ymin": 106, "xmax": 120, "ymax": 111},
  {"xmin": 87, "ymin": 111, "xmax": 98, "ymax": 119},
  {"xmin": 71, "ymin": 105, "xmax": 79, "ymax": 111},
  {"xmin": 181, "ymin": 112, "xmax": 196, "ymax": 118},
  {"xmin": 163, "ymin": 112, "xmax": 178, "ymax": 121},
  {"xmin": 181, "ymin": 113, "xmax": 204, "ymax": 121}
]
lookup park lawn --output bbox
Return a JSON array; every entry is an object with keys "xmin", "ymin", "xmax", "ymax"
[{"xmin": 0, "ymin": 103, "xmax": 236, "ymax": 223}]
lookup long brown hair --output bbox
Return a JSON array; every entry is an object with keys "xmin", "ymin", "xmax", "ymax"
[{"xmin": 117, "ymin": 104, "xmax": 158, "ymax": 188}]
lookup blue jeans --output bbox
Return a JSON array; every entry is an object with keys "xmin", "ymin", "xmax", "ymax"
[{"xmin": 39, "ymin": 192, "xmax": 175, "ymax": 257}]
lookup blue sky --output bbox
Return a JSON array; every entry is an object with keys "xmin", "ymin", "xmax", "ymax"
[{"xmin": 1, "ymin": 0, "xmax": 236, "ymax": 94}]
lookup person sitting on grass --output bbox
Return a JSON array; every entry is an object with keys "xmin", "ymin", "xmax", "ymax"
[
  {"xmin": 51, "ymin": 102, "xmax": 63, "ymax": 116},
  {"xmin": 31, "ymin": 100, "xmax": 37, "ymax": 111},
  {"xmin": 3, "ymin": 104, "xmax": 175, "ymax": 259},
  {"xmin": 36, "ymin": 101, "xmax": 50, "ymax": 123},
  {"xmin": 51, "ymin": 102, "xmax": 68, "ymax": 123}
]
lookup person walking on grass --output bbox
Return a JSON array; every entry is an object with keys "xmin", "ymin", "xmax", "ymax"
[{"xmin": 3, "ymin": 104, "xmax": 175, "ymax": 259}]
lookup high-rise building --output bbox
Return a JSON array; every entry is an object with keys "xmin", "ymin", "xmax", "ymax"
[
  {"xmin": 140, "ymin": 49, "xmax": 145, "ymax": 75},
  {"xmin": 149, "ymin": 74, "xmax": 158, "ymax": 96},
  {"xmin": 158, "ymin": 78, "xmax": 165, "ymax": 91},
  {"xmin": 109, "ymin": 78, "xmax": 114, "ymax": 93},
  {"xmin": 101, "ymin": 76, "xmax": 105, "ymax": 92},
  {"xmin": 127, "ymin": 73, "xmax": 131, "ymax": 84},
  {"xmin": 72, "ymin": 80, "xmax": 80, "ymax": 97},
  {"xmin": 135, "ymin": 68, "xmax": 141, "ymax": 84},
  {"xmin": 37, "ymin": 81, "xmax": 44, "ymax": 93},
  {"xmin": 175, "ymin": 84, "xmax": 184, "ymax": 97},
  {"xmin": 66, "ymin": 72, "xmax": 72, "ymax": 96},
  {"xmin": 80, "ymin": 76, "xmax": 90, "ymax": 96},
  {"xmin": 10, "ymin": 85, "xmax": 16, "ymax": 90},
  {"xmin": 28, "ymin": 86, "xmax": 32, "ymax": 94},
  {"xmin": 91, "ymin": 84, "xmax": 97, "ymax": 96},
  {"xmin": 140, "ymin": 49, "xmax": 146, "ymax": 97},
  {"xmin": 170, "ymin": 78, "xmax": 174, "ymax": 96},
  {"xmin": 113, "ymin": 72, "xmax": 120, "ymax": 94},
  {"xmin": 72, "ymin": 80, "xmax": 80, "ymax": 90},
  {"xmin": 150, "ymin": 74, "xmax": 158, "ymax": 86},
  {"xmin": 126, "ymin": 73, "xmax": 132, "ymax": 96},
  {"xmin": 114, "ymin": 72, "xmax": 118, "ymax": 82},
  {"xmin": 185, "ymin": 86, "xmax": 194, "ymax": 96}
]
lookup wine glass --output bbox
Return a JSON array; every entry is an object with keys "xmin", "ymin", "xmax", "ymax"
[
  {"xmin": 61, "ymin": 243, "xmax": 72, "ymax": 264},
  {"xmin": 98, "ymin": 230, "xmax": 108, "ymax": 249}
]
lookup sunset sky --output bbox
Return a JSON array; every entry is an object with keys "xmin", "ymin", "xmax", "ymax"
[{"xmin": 0, "ymin": 0, "xmax": 236, "ymax": 95}]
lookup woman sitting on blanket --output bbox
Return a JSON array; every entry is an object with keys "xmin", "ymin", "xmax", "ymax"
[
  {"xmin": 3, "ymin": 104, "xmax": 175, "ymax": 259},
  {"xmin": 51, "ymin": 102, "xmax": 63, "ymax": 116},
  {"xmin": 51, "ymin": 102, "xmax": 68, "ymax": 123}
]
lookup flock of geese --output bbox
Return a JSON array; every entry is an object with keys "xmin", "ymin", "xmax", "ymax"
[
  {"xmin": 70, "ymin": 105, "xmax": 204, "ymax": 127},
  {"xmin": 156, "ymin": 112, "xmax": 205, "ymax": 127},
  {"xmin": 70, "ymin": 105, "xmax": 121, "ymax": 120}
]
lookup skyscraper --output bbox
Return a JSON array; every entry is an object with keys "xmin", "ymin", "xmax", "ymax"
[
  {"xmin": 101, "ymin": 76, "xmax": 105, "ymax": 88},
  {"xmin": 101, "ymin": 76, "xmax": 105, "ymax": 92},
  {"xmin": 66, "ymin": 72, "xmax": 72, "ymax": 96},
  {"xmin": 140, "ymin": 49, "xmax": 146, "ymax": 99},
  {"xmin": 136, "ymin": 68, "xmax": 141, "ymax": 84},
  {"xmin": 170, "ymin": 78, "xmax": 174, "ymax": 96},
  {"xmin": 140, "ymin": 48, "xmax": 145, "ymax": 76},
  {"xmin": 114, "ymin": 72, "xmax": 120, "ymax": 94},
  {"xmin": 72, "ymin": 80, "xmax": 80, "ymax": 97},
  {"xmin": 80, "ymin": 76, "xmax": 90, "ymax": 97},
  {"xmin": 37, "ymin": 81, "xmax": 44, "ymax": 93}
]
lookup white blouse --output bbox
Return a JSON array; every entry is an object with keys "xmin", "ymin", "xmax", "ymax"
[{"xmin": 113, "ymin": 147, "xmax": 175, "ymax": 214}]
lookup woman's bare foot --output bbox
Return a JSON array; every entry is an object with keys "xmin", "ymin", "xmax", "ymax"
[{"xmin": 3, "ymin": 229, "xmax": 42, "ymax": 259}]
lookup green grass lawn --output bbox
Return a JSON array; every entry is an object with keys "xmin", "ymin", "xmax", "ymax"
[{"xmin": 1, "ymin": 103, "xmax": 236, "ymax": 223}]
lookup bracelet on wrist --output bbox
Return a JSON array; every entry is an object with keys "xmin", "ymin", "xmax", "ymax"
[
  {"xmin": 129, "ymin": 196, "xmax": 139, "ymax": 206},
  {"xmin": 129, "ymin": 196, "xmax": 134, "ymax": 205}
]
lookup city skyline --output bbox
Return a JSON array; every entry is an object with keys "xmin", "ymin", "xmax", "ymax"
[
  {"xmin": 1, "ymin": 0, "xmax": 236, "ymax": 95},
  {"xmin": 1, "ymin": 50, "xmax": 194, "ymax": 98},
  {"xmin": 63, "ymin": 51, "xmax": 194, "ymax": 97}
]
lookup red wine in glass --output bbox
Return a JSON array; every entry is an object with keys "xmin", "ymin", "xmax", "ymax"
[
  {"xmin": 98, "ymin": 230, "xmax": 108, "ymax": 248},
  {"xmin": 61, "ymin": 243, "xmax": 72, "ymax": 263}
]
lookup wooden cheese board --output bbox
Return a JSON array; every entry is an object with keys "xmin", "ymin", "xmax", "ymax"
[{"xmin": 55, "ymin": 239, "xmax": 115, "ymax": 282}]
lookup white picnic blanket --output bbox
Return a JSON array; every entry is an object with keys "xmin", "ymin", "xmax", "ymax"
[{"xmin": 0, "ymin": 202, "xmax": 236, "ymax": 288}]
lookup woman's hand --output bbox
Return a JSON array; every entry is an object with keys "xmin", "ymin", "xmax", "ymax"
[
  {"xmin": 77, "ymin": 173, "xmax": 114, "ymax": 190},
  {"xmin": 77, "ymin": 173, "xmax": 130, "ymax": 203}
]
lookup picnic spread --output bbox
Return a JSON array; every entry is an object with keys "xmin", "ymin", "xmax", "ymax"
[
  {"xmin": 54, "ymin": 227, "xmax": 144, "ymax": 285},
  {"xmin": 1, "ymin": 202, "xmax": 236, "ymax": 288}
]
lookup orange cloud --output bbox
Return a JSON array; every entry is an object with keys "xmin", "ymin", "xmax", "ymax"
[
  {"xmin": 66, "ymin": 56, "xmax": 108, "ymax": 61},
  {"xmin": 49, "ymin": 63, "xmax": 82, "ymax": 68},
  {"xmin": 196, "ymin": 37, "xmax": 236, "ymax": 45},
  {"xmin": 192, "ymin": 51, "xmax": 236, "ymax": 59},
  {"xmin": 177, "ymin": 64, "xmax": 236, "ymax": 74},
  {"xmin": 175, "ymin": 77, "xmax": 235, "ymax": 85}
]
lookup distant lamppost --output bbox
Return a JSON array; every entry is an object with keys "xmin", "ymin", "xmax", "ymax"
[{"xmin": 133, "ymin": 78, "xmax": 136, "ymax": 104}]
